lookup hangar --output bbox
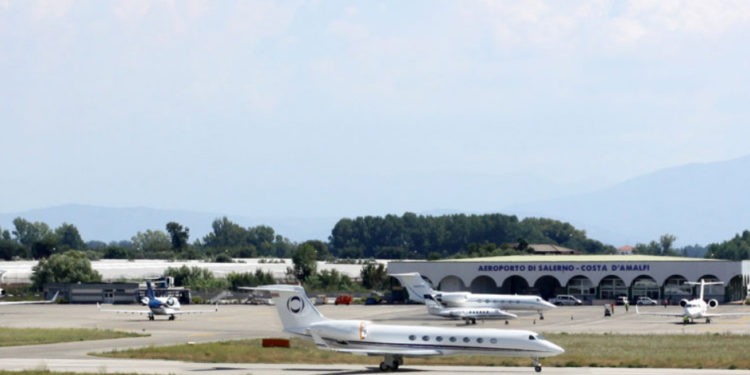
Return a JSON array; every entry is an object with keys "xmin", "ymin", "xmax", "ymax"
[{"xmin": 387, "ymin": 255, "xmax": 750, "ymax": 304}]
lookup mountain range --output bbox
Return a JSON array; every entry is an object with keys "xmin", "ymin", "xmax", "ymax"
[{"xmin": 2, "ymin": 155, "xmax": 750, "ymax": 247}]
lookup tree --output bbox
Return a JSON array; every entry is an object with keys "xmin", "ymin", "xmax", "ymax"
[
  {"xmin": 30, "ymin": 250, "xmax": 102, "ymax": 291},
  {"xmin": 166, "ymin": 222, "xmax": 190, "ymax": 251},
  {"xmin": 292, "ymin": 243, "xmax": 318, "ymax": 283},
  {"xmin": 131, "ymin": 230, "xmax": 171, "ymax": 256},
  {"xmin": 12, "ymin": 218, "xmax": 51, "ymax": 248},
  {"xmin": 360, "ymin": 261, "xmax": 388, "ymax": 290},
  {"xmin": 55, "ymin": 223, "xmax": 86, "ymax": 251}
]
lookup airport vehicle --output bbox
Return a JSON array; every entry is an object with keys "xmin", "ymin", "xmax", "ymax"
[
  {"xmin": 389, "ymin": 272, "xmax": 555, "ymax": 319},
  {"xmin": 256, "ymin": 284, "xmax": 564, "ymax": 372},
  {"xmin": 635, "ymin": 279, "xmax": 750, "ymax": 323},
  {"xmin": 424, "ymin": 295, "xmax": 517, "ymax": 324},
  {"xmin": 0, "ymin": 291, "xmax": 58, "ymax": 305},
  {"xmin": 97, "ymin": 281, "xmax": 217, "ymax": 320},
  {"xmin": 548, "ymin": 294, "xmax": 583, "ymax": 306},
  {"xmin": 635, "ymin": 296, "xmax": 657, "ymax": 305}
]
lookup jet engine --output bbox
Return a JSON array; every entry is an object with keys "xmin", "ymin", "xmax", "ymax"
[
  {"xmin": 166, "ymin": 297, "xmax": 177, "ymax": 306},
  {"xmin": 140, "ymin": 297, "xmax": 150, "ymax": 305},
  {"xmin": 679, "ymin": 299, "xmax": 689, "ymax": 307},
  {"xmin": 708, "ymin": 299, "xmax": 719, "ymax": 309}
]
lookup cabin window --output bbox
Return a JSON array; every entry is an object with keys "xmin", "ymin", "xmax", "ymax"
[
  {"xmin": 409, "ymin": 335, "xmax": 416, "ymax": 341},
  {"xmin": 422, "ymin": 335, "xmax": 430, "ymax": 341},
  {"xmin": 477, "ymin": 338, "xmax": 484, "ymax": 343},
  {"xmin": 436, "ymin": 336, "xmax": 443, "ymax": 342},
  {"xmin": 463, "ymin": 337, "xmax": 470, "ymax": 343},
  {"xmin": 490, "ymin": 338, "xmax": 498, "ymax": 344},
  {"xmin": 449, "ymin": 337, "xmax": 457, "ymax": 342}
]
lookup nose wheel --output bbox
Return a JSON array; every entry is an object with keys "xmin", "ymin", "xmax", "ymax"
[{"xmin": 533, "ymin": 358, "xmax": 543, "ymax": 372}]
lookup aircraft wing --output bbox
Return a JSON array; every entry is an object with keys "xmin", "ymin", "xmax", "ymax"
[
  {"xmin": 0, "ymin": 291, "xmax": 59, "ymax": 305},
  {"xmin": 634, "ymin": 305, "xmax": 686, "ymax": 317},
  {"xmin": 96, "ymin": 303, "xmax": 152, "ymax": 315},
  {"xmin": 701, "ymin": 312, "xmax": 750, "ymax": 317},
  {"xmin": 318, "ymin": 347, "xmax": 443, "ymax": 357},
  {"xmin": 309, "ymin": 331, "xmax": 442, "ymax": 357},
  {"xmin": 170, "ymin": 304, "xmax": 219, "ymax": 315}
]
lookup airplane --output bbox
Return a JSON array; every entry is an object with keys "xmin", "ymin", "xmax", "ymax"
[
  {"xmin": 390, "ymin": 272, "xmax": 556, "ymax": 319},
  {"xmin": 256, "ymin": 284, "xmax": 564, "ymax": 373},
  {"xmin": 97, "ymin": 281, "xmax": 217, "ymax": 320},
  {"xmin": 0, "ymin": 291, "xmax": 59, "ymax": 305},
  {"xmin": 635, "ymin": 279, "xmax": 750, "ymax": 324},
  {"xmin": 424, "ymin": 294, "xmax": 517, "ymax": 324}
]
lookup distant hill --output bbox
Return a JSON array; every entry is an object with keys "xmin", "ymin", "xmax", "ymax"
[
  {"xmin": 0, "ymin": 204, "xmax": 336, "ymax": 243},
  {"xmin": 508, "ymin": 154, "xmax": 750, "ymax": 247}
]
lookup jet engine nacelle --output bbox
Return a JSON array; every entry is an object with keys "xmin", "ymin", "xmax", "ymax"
[
  {"xmin": 166, "ymin": 297, "xmax": 178, "ymax": 307},
  {"xmin": 437, "ymin": 292, "xmax": 471, "ymax": 305},
  {"xmin": 708, "ymin": 299, "xmax": 719, "ymax": 309},
  {"xmin": 679, "ymin": 299, "xmax": 689, "ymax": 308},
  {"xmin": 140, "ymin": 297, "xmax": 150, "ymax": 305}
]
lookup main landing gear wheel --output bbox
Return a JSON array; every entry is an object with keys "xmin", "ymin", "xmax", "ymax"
[
  {"xmin": 168, "ymin": 315, "xmax": 176, "ymax": 321},
  {"xmin": 148, "ymin": 314, "xmax": 155, "ymax": 321},
  {"xmin": 535, "ymin": 365, "xmax": 542, "ymax": 372},
  {"xmin": 379, "ymin": 355, "xmax": 402, "ymax": 371}
]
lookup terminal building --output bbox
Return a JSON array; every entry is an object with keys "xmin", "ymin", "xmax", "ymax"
[{"xmin": 387, "ymin": 255, "xmax": 750, "ymax": 304}]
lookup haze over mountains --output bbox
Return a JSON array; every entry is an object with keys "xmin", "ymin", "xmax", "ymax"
[{"xmin": 2, "ymin": 155, "xmax": 749, "ymax": 247}]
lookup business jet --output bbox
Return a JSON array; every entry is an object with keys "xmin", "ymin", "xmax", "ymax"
[
  {"xmin": 636, "ymin": 279, "xmax": 750, "ymax": 324},
  {"xmin": 256, "ymin": 284, "xmax": 564, "ymax": 372},
  {"xmin": 390, "ymin": 272, "xmax": 556, "ymax": 319},
  {"xmin": 97, "ymin": 281, "xmax": 217, "ymax": 320},
  {"xmin": 0, "ymin": 291, "xmax": 59, "ymax": 305},
  {"xmin": 424, "ymin": 295, "xmax": 517, "ymax": 324}
]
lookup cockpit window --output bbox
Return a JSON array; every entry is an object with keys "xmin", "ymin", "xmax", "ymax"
[{"xmin": 528, "ymin": 335, "xmax": 536, "ymax": 340}]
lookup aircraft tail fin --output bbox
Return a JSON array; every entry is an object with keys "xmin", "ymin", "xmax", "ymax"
[
  {"xmin": 146, "ymin": 280, "xmax": 156, "ymax": 300},
  {"xmin": 255, "ymin": 285, "xmax": 328, "ymax": 335},
  {"xmin": 424, "ymin": 295, "xmax": 444, "ymax": 314},
  {"xmin": 389, "ymin": 272, "xmax": 435, "ymax": 303}
]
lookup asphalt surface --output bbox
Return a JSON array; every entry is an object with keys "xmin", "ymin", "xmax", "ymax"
[{"xmin": 2, "ymin": 302, "xmax": 750, "ymax": 374}]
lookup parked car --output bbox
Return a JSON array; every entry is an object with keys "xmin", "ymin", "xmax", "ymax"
[
  {"xmin": 615, "ymin": 295, "xmax": 629, "ymax": 305},
  {"xmin": 548, "ymin": 294, "xmax": 583, "ymax": 306},
  {"xmin": 636, "ymin": 296, "xmax": 658, "ymax": 305}
]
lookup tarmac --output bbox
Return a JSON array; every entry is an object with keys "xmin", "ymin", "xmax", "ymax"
[{"xmin": 2, "ymin": 302, "xmax": 750, "ymax": 374}]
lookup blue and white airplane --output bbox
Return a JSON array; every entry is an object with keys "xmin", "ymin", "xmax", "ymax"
[
  {"xmin": 256, "ymin": 284, "xmax": 563, "ymax": 372},
  {"xmin": 98, "ymin": 281, "xmax": 217, "ymax": 321}
]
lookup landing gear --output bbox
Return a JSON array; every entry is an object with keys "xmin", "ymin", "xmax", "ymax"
[
  {"xmin": 379, "ymin": 355, "xmax": 403, "ymax": 371},
  {"xmin": 539, "ymin": 312, "xmax": 545, "ymax": 320},
  {"xmin": 148, "ymin": 313, "xmax": 155, "ymax": 321},
  {"xmin": 464, "ymin": 318, "xmax": 477, "ymax": 325},
  {"xmin": 168, "ymin": 314, "xmax": 176, "ymax": 321},
  {"xmin": 706, "ymin": 318, "xmax": 712, "ymax": 324},
  {"xmin": 533, "ymin": 358, "xmax": 543, "ymax": 372}
]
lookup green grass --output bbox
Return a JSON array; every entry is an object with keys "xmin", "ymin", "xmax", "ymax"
[
  {"xmin": 0, "ymin": 327, "xmax": 146, "ymax": 347},
  {"xmin": 97, "ymin": 333, "xmax": 750, "ymax": 369}
]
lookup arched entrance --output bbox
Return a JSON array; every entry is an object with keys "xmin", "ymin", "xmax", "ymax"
[
  {"xmin": 470, "ymin": 275, "xmax": 498, "ymax": 293},
  {"xmin": 500, "ymin": 275, "xmax": 529, "ymax": 294},
  {"xmin": 566, "ymin": 275, "xmax": 595, "ymax": 298},
  {"xmin": 599, "ymin": 275, "xmax": 627, "ymax": 299},
  {"xmin": 631, "ymin": 275, "xmax": 659, "ymax": 300},
  {"xmin": 438, "ymin": 275, "xmax": 465, "ymax": 292},
  {"xmin": 664, "ymin": 275, "xmax": 690, "ymax": 304},
  {"xmin": 533, "ymin": 276, "xmax": 561, "ymax": 300},
  {"xmin": 728, "ymin": 275, "xmax": 745, "ymax": 302}
]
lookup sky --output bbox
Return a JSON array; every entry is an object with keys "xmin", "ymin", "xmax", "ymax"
[{"xmin": 2, "ymin": 0, "xmax": 750, "ymax": 220}]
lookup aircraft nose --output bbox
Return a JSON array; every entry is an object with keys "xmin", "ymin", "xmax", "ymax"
[
  {"xmin": 543, "ymin": 340, "xmax": 565, "ymax": 356},
  {"xmin": 542, "ymin": 300, "xmax": 557, "ymax": 309}
]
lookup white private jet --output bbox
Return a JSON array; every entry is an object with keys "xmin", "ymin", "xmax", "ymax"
[
  {"xmin": 390, "ymin": 272, "xmax": 556, "ymax": 319},
  {"xmin": 0, "ymin": 290, "xmax": 59, "ymax": 305},
  {"xmin": 636, "ymin": 279, "xmax": 750, "ymax": 324},
  {"xmin": 425, "ymin": 294, "xmax": 517, "ymax": 324},
  {"xmin": 98, "ymin": 281, "xmax": 217, "ymax": 320},
  {"xmin": 256, "ymin": 284, "xmax": 564, "ymax": 372}
]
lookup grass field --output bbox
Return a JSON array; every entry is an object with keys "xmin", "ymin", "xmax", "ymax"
[
  {"xmin": 97, "ymin": 333, "xmax": 750, "ymax": 369},
  {"xmin": 0, "ymin": 327, "xmax": 146, "ymax": 347}
]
